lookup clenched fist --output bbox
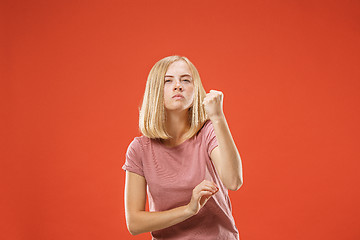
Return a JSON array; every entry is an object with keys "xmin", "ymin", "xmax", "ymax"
[{"xmin": 202, "ymin": 90, "xmax": 224, "ymax": 121}]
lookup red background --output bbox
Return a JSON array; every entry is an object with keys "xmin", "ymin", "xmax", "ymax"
[{"xmin": 1, "ymin": 0, "xmax": 359, "ymax": 239}]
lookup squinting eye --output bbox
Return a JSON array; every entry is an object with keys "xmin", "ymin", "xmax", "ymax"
[
  {"xmin": 183, "ymin": 79, "xmax": 190, "ymax": 82},
  {"xmin": 165, "ymin": 80, "xmax": 171, "ymax": 83}
]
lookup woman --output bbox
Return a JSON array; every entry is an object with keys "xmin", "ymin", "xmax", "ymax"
[{"xmin": 122, "ymin": 55, "xmax": 243, "ymax": 239}]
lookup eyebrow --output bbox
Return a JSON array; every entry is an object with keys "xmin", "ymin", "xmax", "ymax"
[{"xmin": 164, "ymin": 74, "xmax": 192, "ymax": 78}]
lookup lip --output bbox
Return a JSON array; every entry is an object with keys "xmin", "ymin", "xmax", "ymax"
[{"xmin": 172, "ymin": 94, "xmax": 184, "ymax": 98}]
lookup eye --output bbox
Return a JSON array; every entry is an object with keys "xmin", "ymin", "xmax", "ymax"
[
  {"xmin": 183, "ymin": 79, "xmax": 191, "ymax": 82},
  {"xmin": 164, "ymin": 79, "xmax": 171, "ymax": 83}
]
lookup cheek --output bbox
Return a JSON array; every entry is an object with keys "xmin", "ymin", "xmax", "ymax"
[
  {"xmin": 188, "ymin": 86, "xmax": 195, "ymax": 97},
  {"xmin": 163, "ymin": 86, "xmax": 171, "ymax": 97}
]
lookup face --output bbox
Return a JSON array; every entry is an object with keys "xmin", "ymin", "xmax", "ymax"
[{"xmin": 163, "ymin": 60, "xmax": 195, "ymax": 112}]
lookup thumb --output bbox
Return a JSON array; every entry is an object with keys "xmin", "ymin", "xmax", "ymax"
[{"xmin": 199, "ymin": 192, "xmax": 213, "ymax": 206}]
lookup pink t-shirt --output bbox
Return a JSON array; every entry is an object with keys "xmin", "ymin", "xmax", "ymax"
[{"xmin": 122, "ymin": 120, "xmax": 239, "ymax": 240}]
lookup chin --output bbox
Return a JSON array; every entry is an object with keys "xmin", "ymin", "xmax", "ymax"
[
  {"xmin": 165, "ymin": 106, "xmax": 190, "ymax": 112},
  {"xmin": 165, "ymin": 101, "xmax": 192, "ymax": 111}
]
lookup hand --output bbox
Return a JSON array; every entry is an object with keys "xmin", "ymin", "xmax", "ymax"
[
  {"xmin": 202, "ymin": 90, "xmax": 224, "ymax": 121},
  {"xmin": 186, "ymin": 180, "xmax": 219, "ymax": 216}
]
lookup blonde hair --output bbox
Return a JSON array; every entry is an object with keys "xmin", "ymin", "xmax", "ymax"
[{"xmin": 139, "ymin": 55, "xmax": 208, "ymax": 140}]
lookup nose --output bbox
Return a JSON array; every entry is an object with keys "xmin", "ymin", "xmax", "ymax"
[{"xmin": 174, "ymin": 80, "xmax": 183, "ymax": 91}]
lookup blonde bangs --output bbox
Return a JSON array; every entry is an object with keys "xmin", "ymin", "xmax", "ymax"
[{"xmin": 139, "ymin": 55, "xmax": 209, "ymax": 140}]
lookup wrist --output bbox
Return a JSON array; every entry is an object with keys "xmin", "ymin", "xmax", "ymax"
[
  {"xmin": 184, "ymin": 203, "xmax": 196, "ymax": 217},
  {"xmin": 209, "ymin": 114, "xmax": 225, "ymax": 123}
]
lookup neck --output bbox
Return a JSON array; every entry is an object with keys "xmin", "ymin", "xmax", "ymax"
[{"xmin": 164, "ymin": 109, "xmax": 190, "ymax": 141}]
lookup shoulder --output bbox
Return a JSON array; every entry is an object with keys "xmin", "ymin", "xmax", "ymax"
[
  {"xmin": 203, "ymin": 119, "xmax": 213, "ymax": 129},
  {"xmin": 199, "ymin": 120, "xmax": 215, "ymax": 135},
  {"xmin": 193, "ymin": 120, "xmax": 216, "ymax": 144},
  {"xmin": 127, "ymin": 135, "xmax": 149, "ymax": 152}
]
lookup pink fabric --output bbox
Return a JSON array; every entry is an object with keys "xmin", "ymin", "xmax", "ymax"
[{"xmin": 122, "ymin": 120, "xmax": 239, "ymax": 240}]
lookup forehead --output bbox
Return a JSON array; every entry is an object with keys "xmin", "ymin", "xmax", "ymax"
[{"xmin": 165, "ymin": 60, "xmax": 191, "ymax": 75}]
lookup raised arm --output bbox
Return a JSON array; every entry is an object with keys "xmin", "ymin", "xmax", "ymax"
[
  {"xmin": 124, "ymin": 171, "xmax": 218, "ymax": 235},
  {"xmin": 203, "ymin": 90, "xmax": 243, "ymax": 191},
  {"xmin": 210, "ymin": 117, "xmax": 243, "ymax": 191}
]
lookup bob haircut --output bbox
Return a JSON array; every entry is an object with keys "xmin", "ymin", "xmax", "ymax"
[{"xmin": 139, "ymin": 55, "xmax": 208, "ymax": 140}]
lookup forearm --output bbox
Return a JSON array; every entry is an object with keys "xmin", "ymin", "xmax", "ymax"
[
  {"xmin": 211, "ymin": 115, "xmax": 243, "ymax": 187},
  {"xmin": 126, "ymin": 204, "xmax": 194, "ymax": 235}
]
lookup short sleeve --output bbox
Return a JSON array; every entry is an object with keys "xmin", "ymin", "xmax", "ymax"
[
  {"xmin": 122, "ymin": 137, "xmax": 145, "ymax": 177},
  {"xmin": 203, "ymin": 120, "xmax": 219, "ymax": 157}
]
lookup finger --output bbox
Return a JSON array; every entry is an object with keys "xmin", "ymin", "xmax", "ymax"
[
  {"xmin": 199, "ymin": 185, "xmax": 217, "ymax": 194},
  {"xmin": 198, "ymin": 180, "xmax": 218, "ymax": 192},
  {"xmin": 212, "ymin": 183, "xmax": 219, "ymax": 190},
  {"xmin": 202, "ymin": 182, "xmax": 218, "ymax": 190},
  {"xmin": 210, "ymin": 90, "xmax": 222, "ymax": 95},
  {"xmin": 202, "ymin": 180, "xmax": 218, "ymax": 188},
  {"xmin": 198, "ymin": 191, "xmax": 214, "ymax": 204},
  {"xmin": 210, "ymin": 90, "xmax": 221, "ymax": 96},
  {"xmin": 208, "ymin": 181, "xmax": 218, "ymax": 188},
  {"xmin": 199, "ymin": 180, "xmax": 219, "ymax": 189},
  {"xmin": 193, "ymin": 190, "xmax": 213, "ymax": 204},
  {"xmin": 194, "ymin": 183, "xmax": 216, "ymax": 194},
  {"xmin": 198, "ymin": 190, "xmax": 215, "ymax": 198},
  {"xmin": 199, "ymin": 195, "xmax": 212, "ymax": 206},
  {"xmin": 199, "ymin": 181, "xmax": 217, "ymax": 192}
]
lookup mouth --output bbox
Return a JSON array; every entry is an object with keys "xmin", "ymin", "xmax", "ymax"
[{"xmin": 172, "ymin": 94, "xmax": 184, "ymax": 99}]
